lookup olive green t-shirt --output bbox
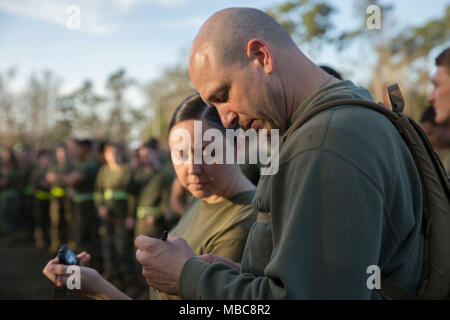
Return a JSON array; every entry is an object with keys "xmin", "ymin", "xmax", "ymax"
[{"xmin": 150, "ymin": 190, "xmax": 257, "ymax": 300}]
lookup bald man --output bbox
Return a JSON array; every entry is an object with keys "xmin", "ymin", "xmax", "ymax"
[{"xmin": 135, "ymin": 8, "xmax": 423, "ymax": 299}]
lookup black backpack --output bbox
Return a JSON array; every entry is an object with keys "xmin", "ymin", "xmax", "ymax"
[{"xmin": 282, "ymin": 84, "xmax": 450, "ymax": 299}]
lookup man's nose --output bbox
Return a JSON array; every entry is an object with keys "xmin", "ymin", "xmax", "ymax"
[
  {"xmin": 428, "ymin": 90, "xmax": 435, "ymax": 103},
  {"xmin": 218, "ymin": 107, "xmax": 239, "ymax": 129}
]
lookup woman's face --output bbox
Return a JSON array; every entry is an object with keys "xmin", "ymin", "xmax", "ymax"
[
  {"xmin": 55, "ymin": 147, "xmax": 66, "ymax": 163},
  {"xmin": 104, "ymin": 146, "xmax": 119, "ymax": 165},
  {"xmin": 169, "ymin": 119, "xmax": 235, "ymax": 200}
]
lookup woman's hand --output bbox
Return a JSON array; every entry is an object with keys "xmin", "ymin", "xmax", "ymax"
[
  {"xmin": 42, "ymin": 252, "xmax": 103, "ymax": 296},
  {"xmin": 42, "ymin": 251, "xmax": 131, "ymax": 300},
  {"xmin": 77, "ymin": 251, "xmax": 91, "ymax": 266}
]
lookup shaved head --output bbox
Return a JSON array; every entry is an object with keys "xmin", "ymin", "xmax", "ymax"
[
  {"xmin": 191, "ymin": 7, "xmax": 296, "ymax": 67},
  {"xmin": 188, "ymin": 7, "xmax": 332, "ymax": 134}
]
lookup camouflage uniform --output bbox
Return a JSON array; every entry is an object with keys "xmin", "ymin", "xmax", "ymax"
[
  {"xmin": 29, "ymin": 166, "xmax": 51, "ymax": 249},
  {"xmin": 95, "ymin": 164, "xmax": 135, "ymax": 284},
  {"xmin": 134, "ymin": 167, "xmax": 174, "ymax": 238},
  {"xmin": 0, "ymin": 165, "xmax": 20, "ymax": 235},
  {"xmin": 48, "ymin": 160, "xmax": 74, "ymax": 252},
  {"xmin": 71, "ymin": 159, "xmax": 100, "ymax": 264},
  {"xmin": 17, "ymin": 161, "xmax": 34, "ymax": 240}
]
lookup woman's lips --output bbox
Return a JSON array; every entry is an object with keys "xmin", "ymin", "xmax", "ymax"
[{"xmin": 190, "ymin": 182, "xmax": 209, "ymax": 190}]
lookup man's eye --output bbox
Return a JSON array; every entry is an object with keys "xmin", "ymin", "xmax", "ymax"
[{"xmin": 216, "ymin": 91, "xmax": 228, "ymax": 103}]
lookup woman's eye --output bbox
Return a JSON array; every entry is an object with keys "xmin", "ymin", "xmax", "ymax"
[
  {"xmin": 173, "ymin": 150, "xmax": 184, "ymax": 160},
  {"xmin": 203, "ymin": 148, "xmax": 215, "ymax": 157}
]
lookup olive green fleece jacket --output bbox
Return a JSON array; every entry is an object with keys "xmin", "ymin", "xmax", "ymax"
[{"xmin": 178, "ymin": 80, "xmax": 424, "ymax": 299}]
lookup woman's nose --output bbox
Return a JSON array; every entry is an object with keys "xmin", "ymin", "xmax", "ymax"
[{"xmin": 187, "ymin": 157, "xmax": 202, "ymax": 174}]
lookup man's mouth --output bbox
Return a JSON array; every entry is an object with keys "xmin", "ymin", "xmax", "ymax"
[{"xmin": 243, "ymin": 119, "xmax": 255, "ymax": 130}]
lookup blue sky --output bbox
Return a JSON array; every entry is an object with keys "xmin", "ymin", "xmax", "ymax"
[{"xmin": 0, "ymin": 0, "xmax": 449, "ymax": 106}]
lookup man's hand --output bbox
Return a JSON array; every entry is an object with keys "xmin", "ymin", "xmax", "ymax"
[
  {"xmin": 198, "ymin": 254, "xmax": 241, "ymax": 270},
  {"xmin": 135, "ymin": 234, "xmax": 195, "ymax": 295}
]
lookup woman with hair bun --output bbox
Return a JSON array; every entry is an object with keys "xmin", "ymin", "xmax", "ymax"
[{"xmin": 42, "ymin": 93, "xmax": 257, "ymax": 300}]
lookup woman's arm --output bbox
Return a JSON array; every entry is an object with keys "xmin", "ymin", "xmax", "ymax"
[{"xmin": 42, "ymin": 252, "xmax": 132, "ymax": 300}]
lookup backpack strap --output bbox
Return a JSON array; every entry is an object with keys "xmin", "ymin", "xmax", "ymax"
[
  {"xmin": 387, "ymin": 83, "xmax": 405, "ymax": 114},
  {"xmin": 281, "ymin": 98, "xmax": 399, "ymax": 144}
]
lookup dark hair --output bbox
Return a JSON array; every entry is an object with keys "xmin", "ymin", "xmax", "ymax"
[
  {"xmin": 103, "ymin": 142, "xmax": 119, "ymax": 153},
  {"xmin": 143, "ymin": 138, "xmax": 159, "ymax": 151},
  {"xmin": 168, "ymin": 93, "xmax": 225, "ymax": 134},
  {"xmin": 420, "ymin": 105, "xmax": 438, "ymax": 125},
  {"xmin": 37, "ymin": 149, "xmax": 49, "ymax": 159},
  {"xmin": 76, "ymin": 139, "xmax": 92, "ymax": 149},
  {"xmin": 95, "ymin": 140, "xmax": 107, "ymax": 153},
  {"xmin": 436, "ymin": 47, "xmax": 450, "ymax": 74},
  {"xmin": 320, "ymin": 65, "xmax": 343, "ymax": 80},
  {"xmin": 55, "ymin": 143, "xmax": 66, "ymax": 150}
]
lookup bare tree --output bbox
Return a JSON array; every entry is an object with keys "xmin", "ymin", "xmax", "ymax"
[
  {"xmin": 105, "ymin": 68, "xmax": 135, "ymax": 143},
  {"xmin": 24, "ymin": 70, "xmax": 61, "ymax": 145},
  {"xmin": 142, "ymin": 63, "xmax": 194, "ymax": 143},
  {"xmin": 0, "ymin": 67, "xmax": 18, "ymax": 146}
]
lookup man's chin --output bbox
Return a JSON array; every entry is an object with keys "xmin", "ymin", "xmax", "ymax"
[
  {"xmin": 251, "ymin": 120, "xmax": 274, "ymax": 131},
  {"xmin": 435, "ymin": 108, "xmax": 450, "ymax": 125}
]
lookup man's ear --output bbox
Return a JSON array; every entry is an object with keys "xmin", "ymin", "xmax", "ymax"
[{"xmin": 246, "ymin": 39, "xmax": 274, "ymax": 74}]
